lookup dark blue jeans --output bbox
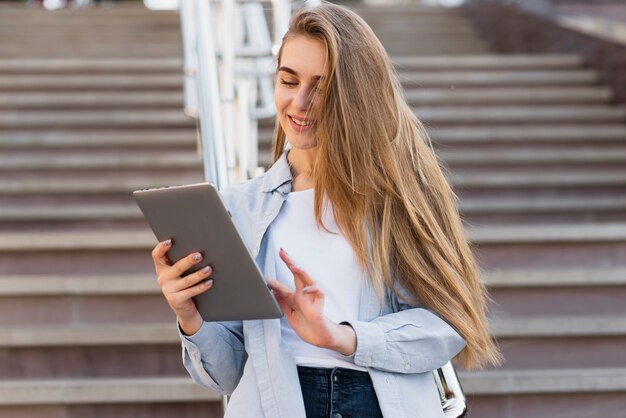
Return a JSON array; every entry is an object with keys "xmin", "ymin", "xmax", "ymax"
[{"xmin": 297, "ymin": 366, "xmax": 384, "ymax": 418}]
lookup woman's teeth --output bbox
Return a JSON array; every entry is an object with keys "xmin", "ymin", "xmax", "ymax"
[{"xmin": 291, "ymin": 116, "xmax": 314, "ymax": 126}]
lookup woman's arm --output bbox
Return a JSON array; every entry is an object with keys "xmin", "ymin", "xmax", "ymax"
[
  {"xmin": 267, "ymin": 249, "xmax": 465, "ymax": 374},
  {"xmin": 151, "ymin": 240, "xmax": 247, "ymax": 394}
]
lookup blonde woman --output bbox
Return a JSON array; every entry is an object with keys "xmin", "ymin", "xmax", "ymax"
[{"xmin": 151, "ymin": 2, "xmax": 500, "ymax": 417}]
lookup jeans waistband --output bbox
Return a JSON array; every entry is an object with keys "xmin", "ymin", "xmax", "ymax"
[{"xmin": 296, "ymin": 366, "xmax": 372, "ymax": 384}]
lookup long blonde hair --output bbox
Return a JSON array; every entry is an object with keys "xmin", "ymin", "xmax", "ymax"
[{"xmin": 272, "ymin": 2, "xmax": 501, "ymax": 370}]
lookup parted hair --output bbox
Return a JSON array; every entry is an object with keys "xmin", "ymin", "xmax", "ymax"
[{"xmin": 272, "ymin": 1, "xmax": 501, "ymax": 370}]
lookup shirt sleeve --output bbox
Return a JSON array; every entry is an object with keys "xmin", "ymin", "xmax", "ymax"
[
  {"xmin": 341, "ymin": 286, "xmax": 466, "ymax": 374},
  {"xmin": 178, "ymin": 320, "xmax": 247, "ymax": 395}
]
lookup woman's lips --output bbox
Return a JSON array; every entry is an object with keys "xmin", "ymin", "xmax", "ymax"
[{"xmin": 288, "ymin": 115, "xmax": 315, "ymax": 133}]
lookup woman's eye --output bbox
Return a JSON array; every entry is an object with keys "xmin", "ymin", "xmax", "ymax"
[{"xmin": 280, "ymin": 79, "xmax": 297, "ymax": 87}]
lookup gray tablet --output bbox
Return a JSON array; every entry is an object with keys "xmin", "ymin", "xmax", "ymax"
[{"xmin": 133, "ymin": 182, "xmax": 283, "ymax": 322}]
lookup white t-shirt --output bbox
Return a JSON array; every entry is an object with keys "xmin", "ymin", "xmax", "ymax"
[{"xmin": 263, "ymin": 188, "xmax": 367, "ymax": 371}]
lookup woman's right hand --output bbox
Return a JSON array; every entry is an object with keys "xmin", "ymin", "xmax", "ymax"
[{"xmin": 151, "ymin": 239, "xmax": 214, "ymax": 335}]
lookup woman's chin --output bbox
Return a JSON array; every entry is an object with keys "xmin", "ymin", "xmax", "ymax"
[{"xmin": 287, "ymin": 138, "xmax": 318, "ymax": 150}]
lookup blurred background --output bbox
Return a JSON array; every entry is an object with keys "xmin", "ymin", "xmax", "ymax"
[{"xmin": 0, "ymin": 0, "xmax": 625, "ymax": 417}]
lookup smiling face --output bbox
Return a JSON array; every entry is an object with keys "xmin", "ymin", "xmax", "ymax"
[{"xmin": 275, "ymin": 35, "xmax": 326, "ymax": 150}]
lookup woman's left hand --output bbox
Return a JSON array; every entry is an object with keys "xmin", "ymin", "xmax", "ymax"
[{"xmin": 266, "ymin": 249, "xmax": 357, "ymax": 356}]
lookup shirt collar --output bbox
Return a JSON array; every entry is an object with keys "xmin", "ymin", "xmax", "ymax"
[{"xmin": 261, "ymin": 151, "xmax": 293, "ymax": 193}]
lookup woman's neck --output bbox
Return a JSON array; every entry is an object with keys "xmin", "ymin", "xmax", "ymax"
[{"xmin": 287, "ymin": 148, "xmax": 317, "ymax": 192}]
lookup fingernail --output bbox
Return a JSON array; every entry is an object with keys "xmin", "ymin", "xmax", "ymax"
[
  {"xmin": 192, "ymin": 253, "xmax": 202, "ymax": 262},
  {"xmin": 280, "ymin": 247, "xmax": 288, "ymax": 255},
  {"xmin": 202, "ymin": 266, "xmax": 211, "ymax": 274},
  {"xmin": 204, "ymin": 279, "xmax": 213, "ymax": 287},
  {"xmin": 163, "ymin": 239, "xmax": 171, "ymax": 247}
]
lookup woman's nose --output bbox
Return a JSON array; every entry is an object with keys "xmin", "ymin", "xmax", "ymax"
[{"xmin": 293, "ymin": 86, "xmax": 313, "ymax": 110}]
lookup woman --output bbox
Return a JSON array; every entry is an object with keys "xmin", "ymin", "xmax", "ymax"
[{"xmin": 152, "ymin": 3, "xmax": 500, "ymax": 417}]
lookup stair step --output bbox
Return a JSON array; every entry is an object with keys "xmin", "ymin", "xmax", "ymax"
[
  {"xmin": 0, "ymin": 176, "xmax": 202, "ymax": 195},
  {"xmin": 484, "ymin": 267, "xmax": 626, "ymax": 287},
  {"xmin": 0, "ymin": 274, "xmax": 158, "ymax": 296},
  {"xmin": 0, "ymin": 130, "xmax": 196, "ymax": 148},
  {"xmin": 0, "ymin": 324, "xmax": 177, "ymax": 347},
  {"xmin": 406, "ymin": 87, "xmax": 612, "ymax": 105},
  {"xmin": 400, "ymin": 70, "xmax": 598, "ymax": 86},
  {"xmin": 0, "ymin": 110, "xmax": 193, "ymax": 128},
  {"xmin": 392, "ymin": 54, "xmax": 584, "ymax": 70},
  {"xmin": 0, "ymin": 153, "xmax": 201, "ymax": 171},
  {"xmin": 469, "ymin": 222, "xmax": 626, "ymax": 243},
  {"xmin": 0, "ymin": 377, "xmax": 218, "ymax": 405},
  {"xmin": 460, "ymin": 368, "xmax": 626, "ymax": 395},
  {"xmin": 4, "ymin": 196, "xmax": 623, "ymax": 223},
  {"xmin": 0, "ymin": 58, "xmax": 182, "ymax": 73},
  {"xmin": 0, "ymin": 75, "xmax": 183, "ymax": 90},
  {"xmin": 414, "ymin": 106, "xmax": 626, "ymax": 124},
  {"xmin": 1, "ymin": 223, "xmax": 624, "ymax": 252},
  {"xmin": 1, "ymin": 92, "xmax": 184, "ymax": 109},
  {"xmin": 1, "ymin": 266, "xmax": 623, "ymax": 297},
  {"xmin": 440, "ymin": 148, "xmax": 626, "ymax": 164},
  {"xmin": 430, "ymin": 125, "xmax": 626, "ymax": 143},
  {"xmin": 460, "ymin": 196, "xmax": 626, "ymax": 214},
  {"xmin": 2, "ymin": 315, "xmax": 623, "ymax": 348},
  {"xmin": 451, "ymin": 171, "xmax": 626, "ymax": 188},
  {"xmin": 492, "ymin": 316, "xmax": 626, "ymax": 338},
  {"xmin": 0, "ymin": 204, "xmax": 142, "ymax": 222},
  {"xmin": 2, "ymin": 172, "xmax": 624, "ymax": 195}
]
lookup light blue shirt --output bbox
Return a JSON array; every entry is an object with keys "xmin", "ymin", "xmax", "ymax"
[{"xmin": 178, "ymin": 152, "xmax": 466, "ymax": 418}]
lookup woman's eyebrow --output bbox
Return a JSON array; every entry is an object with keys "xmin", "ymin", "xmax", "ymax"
[{"xmin": 277, "ymin": 66, "xmax": 323, "ymax": 81}]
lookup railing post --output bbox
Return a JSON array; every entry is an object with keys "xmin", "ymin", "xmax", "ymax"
[{"xmin": 194, "ymin": 0, "xmax": 228, "ymax": 189}]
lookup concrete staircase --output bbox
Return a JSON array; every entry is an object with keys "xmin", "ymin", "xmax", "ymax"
[
  {"xmin": 1, "ymin": 3, "xmax": 626, "ymax": 418},
  {"xmin": 346, "ymin": 7, "xmax": 626, "ymax": 417}
]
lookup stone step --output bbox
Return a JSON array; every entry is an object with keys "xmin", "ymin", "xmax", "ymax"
[
  {"xmin": 451, "ymin": 171, "xmax": 626, "ymax": 188},
  {"xmin": 0, "ymin": 130, "xmax": 196, "ymax": 149},
  {"xmin": 406, "ymin": 87, "xmax": 612, "ymax": 105},
  {"xmin": 492, "ymin": 316, "xmax": 626, "ymax": 338},
  {"xmin": 400, "ymin": 70, "xmax": 598, "ymax": 86},
  {"xmin": 0, "ymin": 274, "xmax": 158, "ymax": 296},
  {"xmin": 0, "ymin": 110, "xmax": 193, "ymax": 128},
  {"xmin": 469, "ymin": 222, "xmax": 626, "ymax": 244},
  {"xmin": 1, "ymin": 315, "xmax": 623, "ymax": 347},
  {"xmin": 1, "ymin": 172, "xmax": 623, "ymax": 196},
  {"xmin": 0, "ymin": 377, "xmax": 219, "ymax": 405},
  {"xmin": 257, "ymin": 125, "xmax": 626, "ymax": 145},
  {"xmin": 0, "ymin": 153, "xmax": 201, "ymax": 171},
  {"xmin": 461, "ymin": 368, "xmax": 626, "ymax": 396},
  {"xmin": 0, "ymin": 176, "xmax": 202, "ymax": 195},
  {"xmin": 5, "ymin": 148, "xmax": 625, "ymax": 172},
  {"xmin": 439, "ymin": 148, "xmax": 626, "ymax": 165},
  {"xmin": 485, "ymin": 266, "xmax": 626, "ymax": 287},
  {"xmin": 3, "ymin": 195, "xmax": 626, "ymax": 224},
  {"xmin": 0, "ymin": 58, "xmax": 182, "ymax": 74},
  {"xmin": 2, "ymin": 106, "xmax": 623, "ymax": 129},
  {"xmin": 1, "ymin": 223, "xmax": 624, "ymax": 252},
  {"xmin": 1, "ymin": 70, "xmax": 598, "ymax": 91},
  {"xmin": 0, "ymin": 75, "xmax": 183, "ymax": 90},
  {"xmin": 415, "ymin": 106, "xmax": 626, "ymax": 124},
  {"xmin": 1, "ymin": 92, "xmax": 184, "ymax": 109},
  {"xmin": 0, "ymin": 324, "xmax": 178, "ymax": 347},
  {"xmin": 392, "ymin": 54, "xmax": 584, "ymax": 70},
  {"xmin": 460, "ymin": 195, "xmax": 626, "ymax": 214},
  {"xmin": 0, "ymin": 369, "xmax": 623, "ymax": 410},
  {"xmin": 1, "ymin": 266, "xmax": 623, "ymax": 298}
]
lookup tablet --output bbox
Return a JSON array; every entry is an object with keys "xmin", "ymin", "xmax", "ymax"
[{"xmin": 133, "ymin": 182, "xmax": 283, "ymax": 322}]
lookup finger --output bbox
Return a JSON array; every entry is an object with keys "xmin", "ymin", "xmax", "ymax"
[
  {"xmin": 170, "ymin": 265, "xmax": 213, "ymax": 293},
  {"xmin": 266, "ymin": 278, "xmax": 293, "ymax": 298},
  {"xmin": 278, "ymin": 249, "xmax": 316, "ymax": 289},
  {"xmin": 177, "ymin": 278, "xmax": 214, "ymax": 301},
  {"xmin": 152, "ymin": 239, "xmax": 173, "ymax": 274},
  {"xmin": 159, "ymin": 252, "xmax": 204, "ymax": 284}
]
